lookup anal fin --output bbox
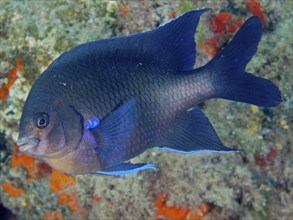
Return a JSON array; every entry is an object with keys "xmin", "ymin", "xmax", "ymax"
[
  {"xmin": 157, "ymin": 108, "xmax": 237, "ymax": 154},
  {"xmin": 96, "ymin": 163, "xmax": 157, "ymax": 176}
]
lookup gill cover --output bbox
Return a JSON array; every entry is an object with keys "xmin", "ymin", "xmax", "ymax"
[
  {"xmin": 52, "ymin": 105, "xmax": 84, "ymax": 158},
  {"xmin": 17, "ymin": 89, "xmax": 83, "ymax": 159}
]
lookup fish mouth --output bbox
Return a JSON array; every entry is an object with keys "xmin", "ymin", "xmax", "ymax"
[{"xmin": 16, "ymin": 137, "xmax": 39, "ymax": 152}]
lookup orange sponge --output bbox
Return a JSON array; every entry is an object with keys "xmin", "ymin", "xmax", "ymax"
[
  {"xmin": 0, "ymin": 58, "xmax": 23, "ymax": 102},
  {"xmin": 2, "ymin": 180, "xmax": 24, "ymax": 197}
]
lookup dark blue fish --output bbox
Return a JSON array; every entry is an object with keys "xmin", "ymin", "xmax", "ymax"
[{"xmin": 16, "ymin": 9, "xmax": 281, "ymax": 175}]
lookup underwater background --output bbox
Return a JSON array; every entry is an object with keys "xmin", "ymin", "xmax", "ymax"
[{"xmin": 0, "ymin": 0, "xmax": 292, "ymax": 219}]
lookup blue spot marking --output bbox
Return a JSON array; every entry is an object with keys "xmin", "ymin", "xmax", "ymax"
[{"xmin": 86, "ymin": 116, "xmax": 100, "ymax": 129}]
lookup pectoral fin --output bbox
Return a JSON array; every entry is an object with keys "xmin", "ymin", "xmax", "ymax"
[
  {"xmin": 96, "ymin": 163, "xmax": 157, "ymax": 176},
  {"xmin": 92, "ymin": 99, "xmax": 137, "ymax": 165}
]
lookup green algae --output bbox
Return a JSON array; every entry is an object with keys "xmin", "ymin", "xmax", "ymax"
[
  {"xmin": 53, "ymin": 35, "xmax": 74, "ymax": 52},
  {"xmin": 178, "ymin": 0, "xmax": 196, "ymax": 13}
]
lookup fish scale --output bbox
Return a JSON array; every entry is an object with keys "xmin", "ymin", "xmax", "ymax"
[{"xmin": 63, "ymin": 65, "xmax": 171, "ymax": 146}]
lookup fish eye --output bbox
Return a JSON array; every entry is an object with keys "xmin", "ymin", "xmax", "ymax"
[{"xmin": 33, "ymin": 112, "xmax": 49, "ymax": 129}]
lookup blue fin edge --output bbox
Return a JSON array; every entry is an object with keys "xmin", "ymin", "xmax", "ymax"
[
  {"xmin": 96, "ymin": 163, "xmax": 157, "ymax": 176},
  {"xmin": 154, "ymin": 147, "xmax": 240, "ymax": 154}
]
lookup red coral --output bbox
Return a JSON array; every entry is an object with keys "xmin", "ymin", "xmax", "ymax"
[
  {"xmin": 265, "ymin": 148, "xmax": 277, "ymax": 161},
  {"xmin": 209, "ymin": 12, "xmax": 243, "ymax": 35},
  {"xmin": 0, "ymin": 58, "xmax": 23, "ymax": 102},
  {"xmin": 209, "ymin": 12, "xmax": 233, "ymax": 34},
  {"xmin": 254, "ymin": 148, "xmax": 277, "ymax": 167},
  {"xmin": 203, "ymin": 12, "xmax": 243, "ymax": 58},
  {"xmin": 227, "ymin": 19, "xmax": 243, "ymax": 33},
  {"xmin": 246, "ymin": 0, "xmax": 265, "ymax": 23},
  {"xmin": 254, "ymin": 154, "xmax": 266, "ymax": 167},
  {"xmin": 202, "ymin": 38, "xmax": 220, "ymax": 59}
]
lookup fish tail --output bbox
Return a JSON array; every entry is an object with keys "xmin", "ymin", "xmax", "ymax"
[{"xmin": 206, "ymin": 16, "xmax": 281, "ymax": 107}]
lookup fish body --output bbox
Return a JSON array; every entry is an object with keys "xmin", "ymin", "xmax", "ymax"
[{"xmin": 17, "ymin": 9, "xmax": 281, "ymax": 175}]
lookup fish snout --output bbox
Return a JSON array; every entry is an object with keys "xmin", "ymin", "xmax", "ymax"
[{"xmin": 16, "ymin": 136, "xmax": 39, "ymax": 152}]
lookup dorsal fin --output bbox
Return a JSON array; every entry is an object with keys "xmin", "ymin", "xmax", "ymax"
[
  {"xmin": 51, "ymin": 9, "xmax": 209, "ymax": 73},
  {"xmin": 146, "ymin": 8, "xmax": 209, "ymax": 71}
]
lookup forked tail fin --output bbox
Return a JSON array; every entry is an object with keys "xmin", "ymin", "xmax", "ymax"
[{"xmin": 207, "ymin": 16, "xmax": 281, "ymax": 107}]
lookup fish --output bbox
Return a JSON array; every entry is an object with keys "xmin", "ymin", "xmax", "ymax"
[{"xmin": 16, "ymin": 9, "xmax": 281, "ymax": 176}]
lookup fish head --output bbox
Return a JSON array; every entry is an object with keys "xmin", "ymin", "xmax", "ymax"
[{"xmin": 17, "ymin": 90, "xmax": 83, "ymax": 159}]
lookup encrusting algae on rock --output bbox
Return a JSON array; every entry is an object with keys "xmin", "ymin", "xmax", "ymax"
[{"xmin": 0, "ymin": 0, "xmax": 292, "ymax": 219}]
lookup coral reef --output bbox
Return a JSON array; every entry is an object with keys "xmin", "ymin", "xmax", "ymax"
[{"xmin": 0, "ymin": 0, "xmax": 292, "ymax": 219}]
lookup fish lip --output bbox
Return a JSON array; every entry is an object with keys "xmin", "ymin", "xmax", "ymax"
[{"xmin": 17, "ymin": 137, "xmax": 39, "ymax": 152}]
